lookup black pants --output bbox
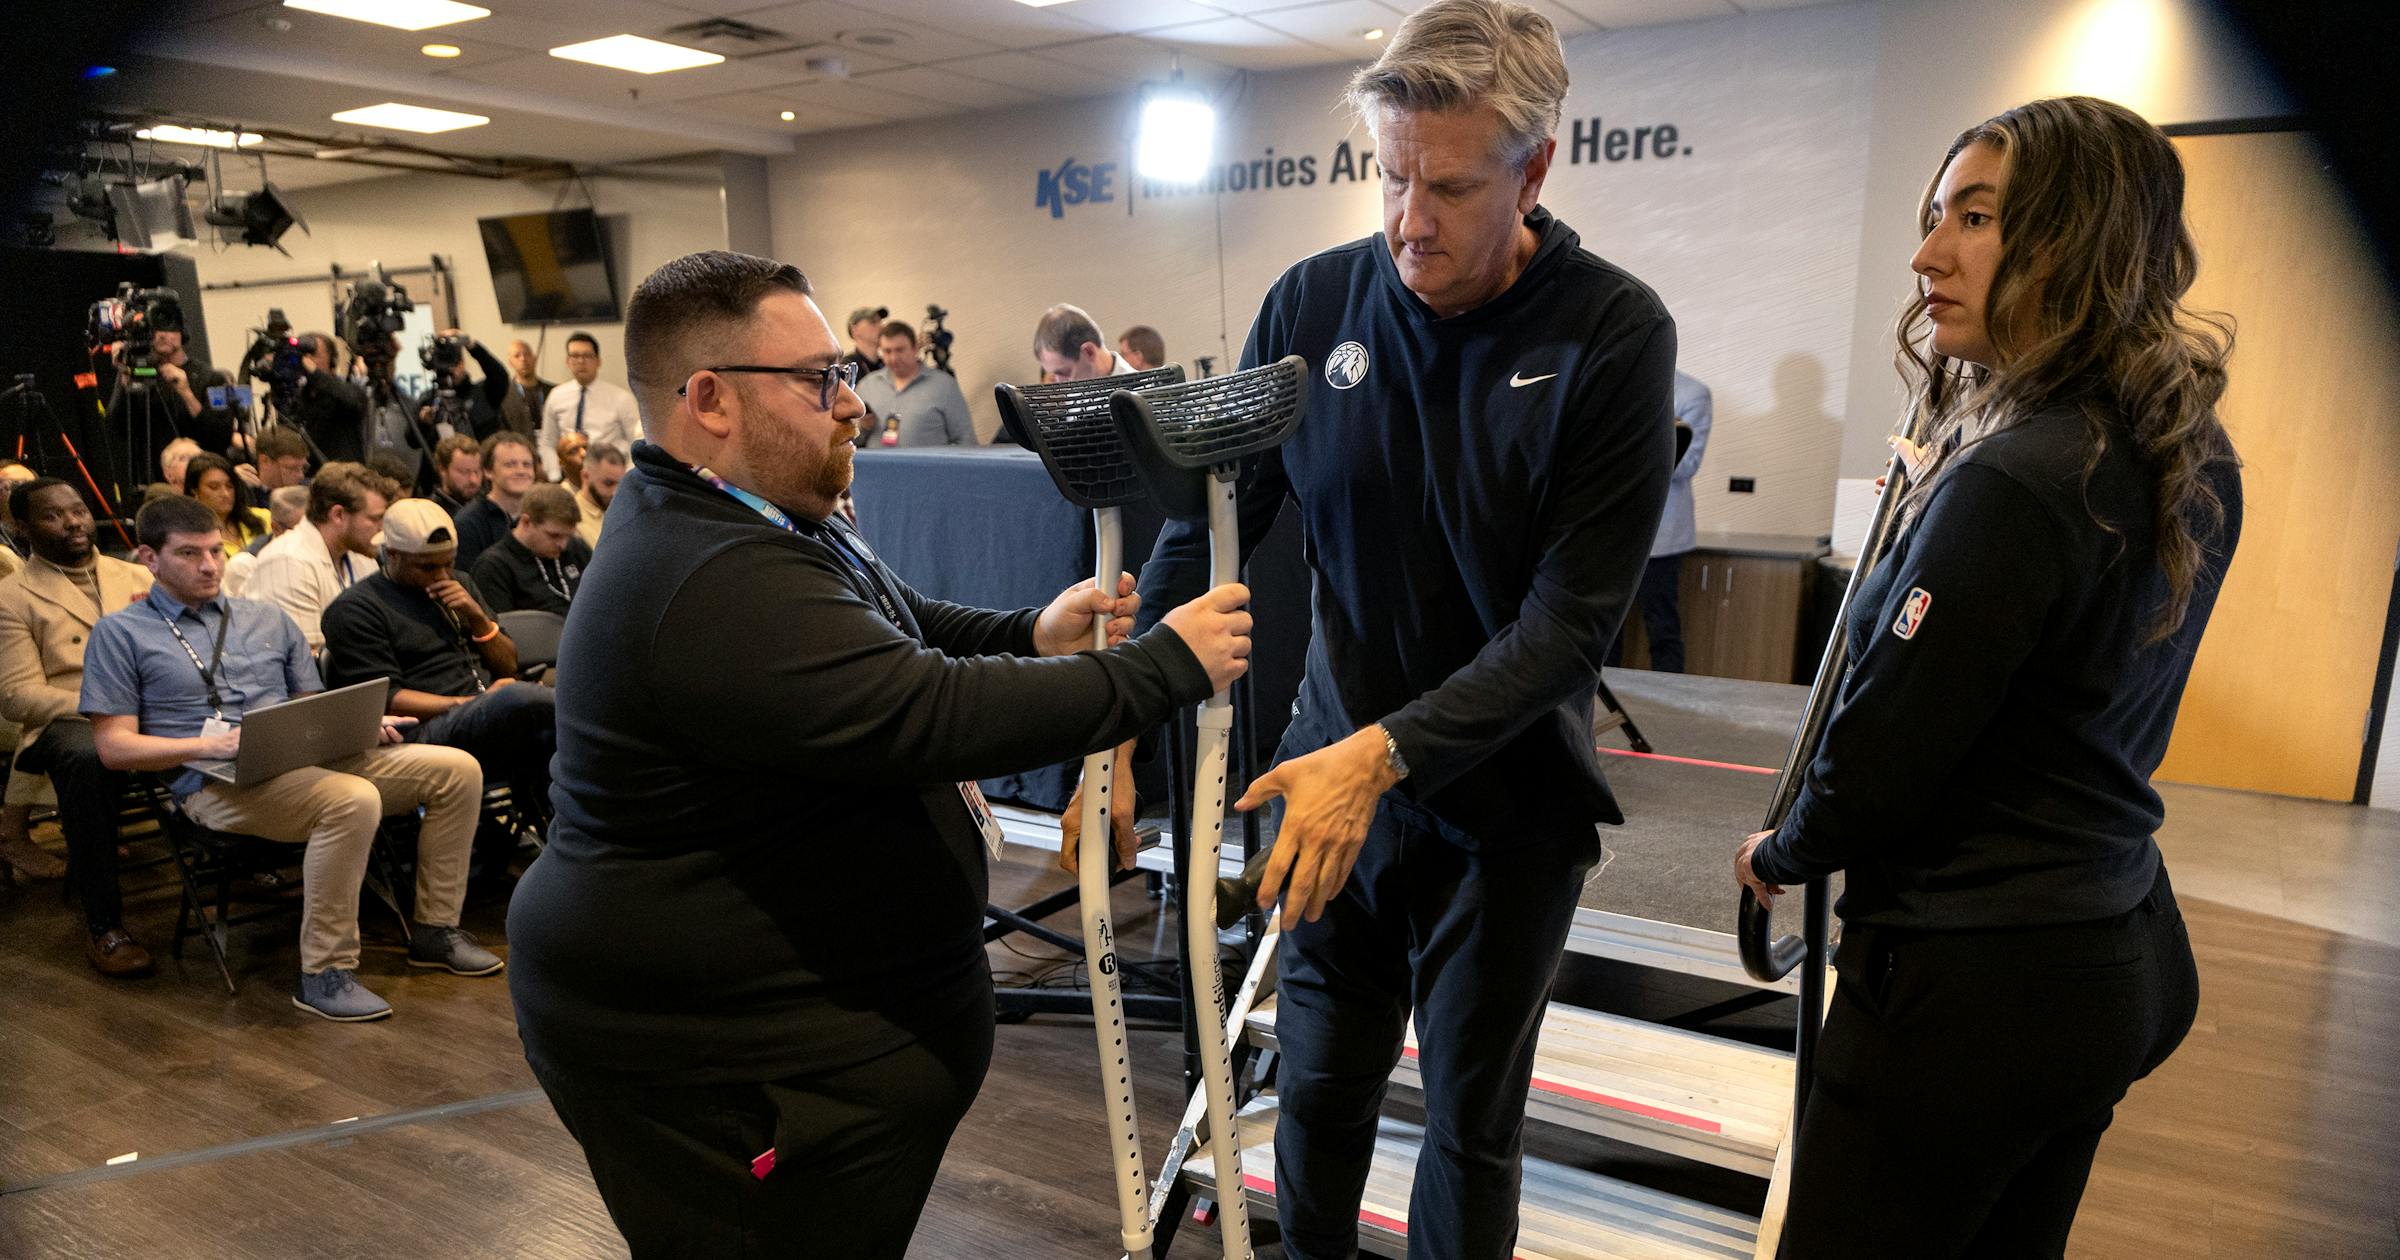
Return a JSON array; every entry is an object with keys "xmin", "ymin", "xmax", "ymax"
[
  {"xmin": 532, "ymin": 998, "xmax": 994, "ymax": 1260},
  {"xmin": 1780, "ymin": 868, "xmax": 2199, "ymax": 1258},
  {"xmin": 16, "ymin": 720, "xmax": 129, "ymax": 935},
  {"xmin": 408, "ymin": 684, "xmax": 555, "ymax": 827},
  {"xmin": 1271, "ymin": 802, "xmax": 1597, "ymax": 1260},
  {"xmin": 1604, "ymin": 553, "xmax": 1686, "ymax": 673}
]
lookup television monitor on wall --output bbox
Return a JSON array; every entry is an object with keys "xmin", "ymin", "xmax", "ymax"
[{"xmin": 478, "ymin": 208, "xmax": 619, "ymax": 323}]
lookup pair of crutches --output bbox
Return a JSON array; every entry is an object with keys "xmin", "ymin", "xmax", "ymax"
[{"xmin": 998, "ymin": 356, "xmax": 1309, "ymax": 1258}]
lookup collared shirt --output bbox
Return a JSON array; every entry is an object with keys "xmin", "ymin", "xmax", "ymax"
[
  {"xmin": 1652, "ymin": 370, "xmax": 1714, "ymax": 558},
  {"xmin": 244, "ymin": 524, "xmax": 376, "ymax": 649},
  {"xmin": 539, "ymin": 378, "xmax": 644, "ymax": 479},
  {"xmin": 855, "ymin": 365, "xmax": 977, "ymax": 447},
  {"xmin": 78, "ymin": 587, "xmax": 319, "ymax": 797}
]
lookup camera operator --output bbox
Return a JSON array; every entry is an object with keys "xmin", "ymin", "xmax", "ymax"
[
  {"xmin": 106, "ymin": 326, "xmax": 236, "ymax": 488},
  {"xmin": 416, "ymin": 329, "xmax": 510, "ymax": 441},
  {"xmin": 841, "ymin": 306, "xmax": 887, "ymax": 376},
  {"xmin": 289, "ymin": 333, "xmax": 373, "ymax": 466}
]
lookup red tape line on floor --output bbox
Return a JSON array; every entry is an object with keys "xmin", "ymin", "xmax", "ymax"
[{"xmin": 1596, "ymin": 745, "xmax": 1778, "ymax": 775}]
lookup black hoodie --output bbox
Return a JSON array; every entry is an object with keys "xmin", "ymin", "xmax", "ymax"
[{"xmin": 1137, "ymin": 207, "xmax": 1676, "ymax": 850}]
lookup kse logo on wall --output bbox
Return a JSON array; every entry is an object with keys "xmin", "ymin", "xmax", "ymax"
[{"xmin": 1035, "ymin": 116, "xmax": 1691, "ymax": 219}]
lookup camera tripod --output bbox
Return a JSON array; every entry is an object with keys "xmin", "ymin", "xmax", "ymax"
[{"xmin": 1, "ymin": 373, "xmax": 136, "ymax": 551}]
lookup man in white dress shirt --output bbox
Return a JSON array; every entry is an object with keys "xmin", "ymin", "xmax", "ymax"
[{"xmin": 538, "ymin": 332, "xmax": 642, "ymax": 480}]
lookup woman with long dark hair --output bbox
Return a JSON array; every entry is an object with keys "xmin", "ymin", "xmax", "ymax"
[
  {"xmin": 182, "ymin": 451, "xmax": 271, "ymax": 560},
  {"xmin": 1734, "ymin": 95, "xmax": 2242, "ymax": 1255}
]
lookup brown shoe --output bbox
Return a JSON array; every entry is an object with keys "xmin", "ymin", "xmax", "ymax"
[
  {"xmin": 87, "ymin": 929, "xmax": 156, "ymax": 979},
  {"xmin": 0, "ymin": 834, "xmax": 66, "ymax": 881}
]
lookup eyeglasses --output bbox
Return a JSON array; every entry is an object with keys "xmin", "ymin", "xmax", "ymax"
[{"xmin": 680, "ymin": 361, "xmax": 861, "ymax": 410}]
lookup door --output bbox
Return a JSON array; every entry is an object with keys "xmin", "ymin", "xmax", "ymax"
[{"xmin": 2155, "ymin": 130, "xmax": 2400, "ymax": 800}]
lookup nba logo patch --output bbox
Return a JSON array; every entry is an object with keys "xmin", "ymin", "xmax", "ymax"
[{"xmin": 1892, "ymin": 587, "xmax": 1932, "ymax": 640}]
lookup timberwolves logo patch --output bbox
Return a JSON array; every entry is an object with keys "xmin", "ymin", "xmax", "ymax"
[
  {"xmin": 1325, "ymin": 341, "xmax": 1369, "ymax": 390},
  {"xmin": 1892, "ymin": 587, "xmax": 1932, "ymax": 640}
]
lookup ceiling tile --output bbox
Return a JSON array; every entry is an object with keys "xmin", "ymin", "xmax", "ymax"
[
  {"xmin": 429, "ymin": 0, "xmax": 677, "ymax": 54},
  {"xmin": 1515, "ymin": 0, "xmax": 1602, "ymax": 36},
  {"xmin": 770, "ymin": 76, "xmax": 960, "ymax": 120},
  {"xmin": 1557, "ymin": 0, "xmax": 1739, "ymax": 28},
  {"xmin": 1138, "ymin": 16, "xmax": 1344, "ymax": 71},
  {"xmin": 1036, "ymin": 0, "xmax": 1236, "ymax": 37},
  {"xmin": 737, "ymin": 41, "xmax": 909, "ymax": 80},
  {"xmin": 1246, "ymin": 1, "xmax": 1407, "ymax": 49},
  {"xmin": 439, "ymin": 47, "xmax": 802, "ymax": 106},
  {"xmin": 1727, "ymin": 0, "xmax": 1842, "ymax": 11},
  {"xmin": 1030, "ymin": 35, "xmax": 1239, "ymax": 95},
  {"xmin": 933, "ymin": 50, "xmax": 1130, "ymax": 100},
  {"xmin": 792, "ymin": 0, "xmax": 1108, "ymax": 51},
  {"xmin": 667, "ymin": 89, "xmax": 888, "ymax": 130},
  {"xmin": 731, "ymin": 1, "xmax": 1008, "ymax": 64},
  {"xmin": 847, "ymin": 65, "xmax": 1046, "ymax": 110}
]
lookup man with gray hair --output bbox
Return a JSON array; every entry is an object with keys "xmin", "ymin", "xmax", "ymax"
[
  {"xmin": 1108, "ymin": 1, "xmax": 1677, "ymax": 1254},
  {"xmin": 1031, "ymin": 303, "xmax": 1136, "ymax": 382}
]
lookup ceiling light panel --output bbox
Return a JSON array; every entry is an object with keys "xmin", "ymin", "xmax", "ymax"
[
  {"xmin": 137, "ymin": 125, "xmax": 264, "ymax": 149},
  {"xmin": 283, "ymin": 0, "xmax": 490, "ymax": 32},
  {"xmin": 329, "ymin": 102, "xmax": 491, "ymax": 133},
  {"xmin": 549, "ymin": 34, "xmax": 725, "ymax": 74}
]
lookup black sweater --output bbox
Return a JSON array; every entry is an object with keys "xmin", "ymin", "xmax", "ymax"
[
  {"xmin": 507, "ymin": 445, "xmax": 1215, "ymax": 1082},
  {"xmin": 1753, "ymin": 407, "xmax": 2242, "ymax": 929},
  {"xmin": 1137, "ymin": 207, "xmax": 1675, "ymax": 850}
]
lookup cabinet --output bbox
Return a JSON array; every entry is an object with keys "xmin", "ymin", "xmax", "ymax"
[{"xmin": 1617, "ymin": 532, "xmax": 1828, "ymax": 684}]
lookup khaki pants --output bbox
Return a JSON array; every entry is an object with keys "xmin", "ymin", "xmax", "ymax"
[{"xmin": 182, "ymin": 744, "xmax": 482, "ymax": 974}]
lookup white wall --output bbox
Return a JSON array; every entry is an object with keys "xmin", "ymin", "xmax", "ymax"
[
  {"xmin": 770, "ymin": 2, "xmax": 1880, "ymax": 538},
  {"xmin": 1835, "ymin": 0, "xmax": 2291, "ymax": 474},
  {"xmin": 182, "ymin": 159, "xmax": 729, "ymax": 401}
]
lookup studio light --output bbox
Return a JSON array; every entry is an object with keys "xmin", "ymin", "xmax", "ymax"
[
  {"xmin": 204, "ymin": 149, "xmax": 310, "ymax": 256},
  {"xmin": 1136, "ymin": 87, "xmax": 1215, "ymax": 183}
]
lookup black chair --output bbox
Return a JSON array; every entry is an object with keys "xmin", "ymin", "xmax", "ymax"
[{"xmin": 497, "ymin": 610, "xmax": 564, "ymax": 677}]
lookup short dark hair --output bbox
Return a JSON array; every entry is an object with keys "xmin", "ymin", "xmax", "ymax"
[
  {"xmin": 366, "ymin": 451, "xmax": 417, "ymax": 489},
  {"xmin": 587, "ymin": 441, "xmax": 629, "ymax": 468},
  {"xmin": 307, "ymin": 461, "xmax": 399, "ymax": 525},
  {"xmin": 136, "ymin": 493, "xmax": 220, "ymax": 551},
  {"xmin": 182, "ymin": 452, "xmax": 245, "ymax": 507},
  {"xmin": 255, "ymin": 428, "xmax": 309, "ymax": 463},
  {"xmin": 480, "ymin": 430, "xmax": 537, "ymax": 471},
  {"xmin": 1118, "ymin": 324, "xmax": 1164, "ymax": 367},
  {"xmin": 10, "ymin": 476, "xmax": 74, "ymax": 527},
  {"xmin": 878, "ymin": 319, "xmax": 917, "ymax": 346},
  {"xmin": 565, "ymin": 331, "xmax": 600, "ymax": 356},
  {"xmin": 520, "ymin": 483, "xmax": 582, "ymax": 527},
  {"xmin": 623, "ymin": 251, "xmax": 812, "ymax": 418},
  {"xmin": 434, "ymin": 433, "xmax": 482, "ymax": 470},
  {"xmin": 1033, "ymin": 304, "xmax": 1105, "ymax": 360}
]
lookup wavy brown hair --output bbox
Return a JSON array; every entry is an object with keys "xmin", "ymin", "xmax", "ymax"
[{"xmin": 1896, "ymin": 96, "xmax": 2238, "ymax": 643}]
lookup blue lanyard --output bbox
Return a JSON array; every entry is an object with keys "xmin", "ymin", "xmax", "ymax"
[{"xmin": 691, "ymin": 466, "xmax": 902, "ymax": 625}]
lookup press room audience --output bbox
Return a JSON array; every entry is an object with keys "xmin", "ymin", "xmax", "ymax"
[
  {"xmin": 574, "ymin": 442, "xmax": 626, "ymax": 550},
  {"xmin": 222, "ymin": 484, "xmax": 309, "ymax": 599},
  {"xmin": 455, "ymin": 432, "xmax": 540, "ymax": 571},
  {"xmin": 556, "ymin": 431, "xmax": 588, "ymax": 492},
  {"xmin": 538, "ymin": 333, "xmax": 641, "ymax": 480},
  {"xmin": 237, "ymin": 428, "xmax": 311, "ymax": 494},
  {"xmin": 1033, "ymin": 304, "xmax": 1136, "ymax": 382},
  {"xmin": 81, "ymin": 495, "xmax": 494, "ymax": 1022},
  {"xmin": 182, "ymin": 452, "xmax": 271, "ymax": 560},
  {"xmin": 501, "ymin": 339, "xmax": 552, "ymax": 439},
  {"xmin": 471, "ymin": 484, "xmax": 589, "ymax": 616},
  {"xmin": 429, "ymin": 434, "xmax": 485, "ymax": 519}
]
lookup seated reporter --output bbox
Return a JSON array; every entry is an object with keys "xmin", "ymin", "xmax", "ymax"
[
  {"xmin": 1732, "ymin": 97, "xmax": 2240, "ymax": 1257},
  {"xmin": 322, "ymin": 499, "xmax": 557, "ymax": 844},
  {"xmin": 183, "ymin": 452, "xmax": 271, "ymax": 560},
  {"xmin": 80, "ymin": 496, "xmax": 494, "ymax": 1022},
  {"xmin": 470, "ymin": 484, "xmax": 589, "ymax": 617},
  {"xmin": 506, "ymin": 250, "xmax": 1251, "ymax": 1259},
  {"xmin": 0, "ymin": 478, "xmax": 152, "ymax": 969}
]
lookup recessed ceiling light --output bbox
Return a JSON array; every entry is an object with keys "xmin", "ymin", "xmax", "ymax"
[
  {"xmin": 330, "ymin": 102, "xmax": 490, "ymax": 134},
  {"xmin": 137, "ymin": 125, "xmax": 264, "ymax": 149},
  {"xmin": 1362, "ymin": 27, "xmax": 1386, "ymax": 40},
  {"xmin": 283, "ymin": 0, "xmax": 489, "ymax": 32},
  {"xmin": 549, "ymin": 34, "xmax": 724, "ymax": 74},
  {"xmin": 421, "ymin": 43, "xmax": 462, "ymax": 58},
  {"xmin": 779, "ymin": 110, "xmax": 796, "ymax": 121}
]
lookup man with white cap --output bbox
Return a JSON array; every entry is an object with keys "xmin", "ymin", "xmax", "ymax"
[{"xmin": 321, "ymin": 498, "xmax": 559, "ymax": 865}]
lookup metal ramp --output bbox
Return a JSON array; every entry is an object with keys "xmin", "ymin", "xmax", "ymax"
[
  {"xmin": 1182, "ymin": 1098, "xmax": 1764, "ymax": 1260},
  {"xmin": 1246, "ymin": 998, "xmax": 1793, "ymax": 1178}
]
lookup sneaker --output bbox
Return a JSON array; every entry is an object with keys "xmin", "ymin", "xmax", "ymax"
[
  {"xmin": 293, "ymin": 968, "xmax": 393, "ymax": 1022},
  {"xmin": 407, "ymin": 924, "xmax": 504, "ymax": 977}
]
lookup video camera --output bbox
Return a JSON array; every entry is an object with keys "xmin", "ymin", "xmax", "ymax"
[
  {"xmin": 924, "ymin": 303, "xmax": 955, "ymax": 373},
  {"xmin": 340, "ymin": 278, "xmax": 414, "ymax": 380},
  {"xmin": 419, "ymin": 332, "xmax": 469, "ymax": 382},
  {"xmin": 240, "ymin": 307, "xmax": 309, "ymax": 417},
  {"xmin": 88, "ymin": 283, "xmax": 185, "ymax": 374}
]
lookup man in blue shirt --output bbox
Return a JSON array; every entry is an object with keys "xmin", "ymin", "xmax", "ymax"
[
  {"xmin": 1610, "ymin": 369, "xmax": 1713, "ymax": 672},
  {"xmin": 80, "ymin": 495, "xmax": 496, "ymax": 1023}
]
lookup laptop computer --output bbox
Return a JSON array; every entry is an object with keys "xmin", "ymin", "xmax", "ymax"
[{"xmin": 186, "ymin": 678, "xmax": 393, "ymax": 787}]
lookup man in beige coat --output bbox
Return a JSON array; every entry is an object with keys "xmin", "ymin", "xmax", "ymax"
[{"xmin": 0, "ymin": 478, "xmax": 156, "ymax": 975}]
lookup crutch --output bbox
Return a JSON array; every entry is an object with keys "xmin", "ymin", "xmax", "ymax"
[
  {"xmin": 996, "ymin": 365, "xmax": 1189, "ymax": 1254},
  {"xmin": 1739, "ymin": 407, "xmax": 1933, "ymax": 1118},
  {"xmin": 1112, "ymin": 357, "xmax": 1309, "ymax": 1260}
]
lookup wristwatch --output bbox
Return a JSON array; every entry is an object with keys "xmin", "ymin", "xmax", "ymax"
[{"xmin": 1380, "ymin": 725, "xmax": 1411, "ymax": 782}]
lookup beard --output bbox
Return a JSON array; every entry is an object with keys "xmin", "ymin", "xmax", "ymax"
[{"xmin": 734, "ymin": 411, "xmax": 856, "ymax": 517}]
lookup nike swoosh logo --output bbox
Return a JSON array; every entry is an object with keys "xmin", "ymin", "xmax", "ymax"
[{"xmin": 1509, "ymin": 372, "xmax": 1558, "ymax": 388}]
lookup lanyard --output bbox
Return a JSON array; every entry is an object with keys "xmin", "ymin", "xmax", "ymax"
[
  {"xmin": 157, "ymin": 602, "xmax": 233, "ymax": 719},
  {"xmin": 691, "ymin": 465, "xmax": 903, "ymax": 625},
  {"xmin": 536, "ymin": 554, "xmax": 573, "ymax": 603}
]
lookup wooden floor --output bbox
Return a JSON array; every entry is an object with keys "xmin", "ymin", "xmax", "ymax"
[{"xmin": 1, "ymin": 800, "xmax": 2395, "ymax": 1258}]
